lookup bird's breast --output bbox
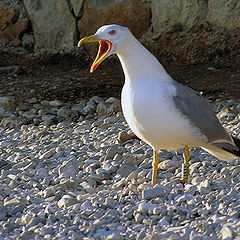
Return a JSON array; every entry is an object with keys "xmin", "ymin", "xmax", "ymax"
[{"xmin": 121, "ymin": 80, "xmax": 203, "ymax": 150}]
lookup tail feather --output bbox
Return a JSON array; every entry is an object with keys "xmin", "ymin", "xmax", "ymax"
[{"xmin": 202, "ymin": 135, "xmax": 240, "ymax": 161}]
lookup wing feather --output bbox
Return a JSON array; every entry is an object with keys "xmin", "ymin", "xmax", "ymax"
[{"xmin": 172, "ymin": 82, "xmax": 232, "ymax": 144}]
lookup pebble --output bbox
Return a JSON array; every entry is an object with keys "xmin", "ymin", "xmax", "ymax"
[
  {"xmin": 125, "ymin": 170, "xmax": 138, "ymax": 182},
  {"xmin": 221, "ymin": 226, "xmax": 234, "ymax": 240},
  {"xmin": 49, "ymin": 100, "xmax": 64, "ymax": 107},
  {"xmin": 142, "ymin": 186, "xmax": 165, "ymax": 200},
  {"xmin": 159, "ymin": 159, "xmax": 179, "ymax": 170},
  {"xmin": 118, "ymin": 131, "xmax": 137, "ymax": 143},
  {"xmin": 58, "ymin": 159, "xmax": 79, "ymax": 177},
  {"xmin": 0, "ymin": 95, "xmax": 239, "ymax": 239},
  {"xmin": 105, "ymin": 146, "xmax": 124, "ymax": 160},
  {"xmin": 57, "ymin": 195, "xmax": 77, "ymax": 208},
  {"xmin": 39, "ymin": 148, "xmax": 56, "ymax": 159}
]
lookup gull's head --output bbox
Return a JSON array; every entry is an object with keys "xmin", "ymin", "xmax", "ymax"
[{"xmin": 78, "ymin": 24, "xmax": 130, "ymax": 72}]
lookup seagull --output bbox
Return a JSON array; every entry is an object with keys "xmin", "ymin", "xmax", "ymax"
[{"xmin": 78, "ymin": 24, "xmax": 240, "ymax": 184}]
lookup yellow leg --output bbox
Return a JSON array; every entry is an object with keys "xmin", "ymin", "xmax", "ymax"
[
  {"xmin": 181, "ymin": 145, "xmax": 190, "ymax": 183},
  {"xmin": 171, "ymin": 145, "xmax": 190, "ymax": 184},
  {"xmin": 152, "ymin": 151, "xmax": 159, "ymax": 184}
]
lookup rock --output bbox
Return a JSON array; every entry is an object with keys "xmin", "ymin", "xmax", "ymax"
[
  {"xmin": 71, "ymin": 101, "xmax": 86, "ymax": 114},
  {"xmin": 41, "ymin": 114, "xmax": 56, "ymax": 125},
  {"xmin": 152, "ymin": 206, "xmax": 167, "ymax": 215},
  {"xmin": 134, "ymin": 213, "xmax": 144, "ymax": 223},
  {"xmin": 82, "ymin": 102, "xmax": 96, "ymax": 115},
  {"xmin": 125, "ymin": 170, "xmax": 138, "ymax": 182},
  {"xmin": 78, "ymin": 0, "xmax": 150, "ymax": 54},
  {"xmin": 7, "ymin": 174, "xmax": 18, "ymax": 181},
  {"xmin": 102, "ymin": 161, "xmax": 118, "ymax": 174},
  {"xmin": 0, "ymin": 160, "xmax": 9, "ymax": 170},
  {"xmin": 132, "ymin": 148, "xmax": 145, "ymax": 154},
  {"xmin": 22, "ymin": 111, "xmax": 36, "ymax": 120},
  {"xmin": 119, "ymin": 131, "xmax": 131, "ymax": 143},
  {"xmin": 80, "ymin": 200, "xmax": 94, "ymax": 213},
  {"xmin": 0, "ymin": 5, "xmax": 27, "ymax": 46},
  {"xmin": 36, "ymin": 168, "xmax": 48, "ymax": 178},
  {"xmin": 105, "ymin": 146, "xmax": 124, "ymax": 160},
  {"xmin": 106, "ymin": 97, "xmax": 119, "ymax": 104},
  {"xmin": 21, "ymin": 213, "xmax": 32, "ymax": 225},
  {"xmin": 0, "ymin": 6, "xmax": 18, "ymax": 30},
  {"xmin": 221, "ymin": 226, "xmax": 233, "ymax": 240},
  {"xmin": 217, "ymin": 108, "xmax": 237, "ymax": 119},
  {"xmin": 191, "ymin": 176, "xmax": 206, "ymax": 185},
  {"xmin": 1, "ymin": 116, "xmax": 28, "ymax": 128},
  {"xmin": 23, "ymin": 0, "xmax": 77, "ymax": 51},
  {"xmin": 22, "ymin": 33, "xmax": 35, "ymax": 49},
  {"xmin": 207, "ymin": 0, "xmax": 240, "ymax": 29},
  {"xmin": 57, "ymin": 106, "xmax": 72, "ymax": 119},
  {"xmin": 40, "ymin": 100, "xmax": 50, "ymax": 106},
  {"xmin": 4, "ymin": 222, "xmax": 19, "ymax": 232},
  {"xmin": 104, "ymin": 198, "xmax": 117, "ymax": 209},
  {"xmin": 107, "ymin": 100, "xmax": 121, "ymax": 115},
  {"xmin": 159, "ymin": 159, "xmax": 179, "ymax": 170},
  {"xmin": 96, "ymin": 102, "xmax": 108, "ymax": 116},
  {"xmin": 197, "ymin": 179, "xmax": 212, "ymax": 194},
  {"xmin": 151, "ymin": 0, "xmax": 202, "ymax": 33},
  {"xmin": 137, "ymin": 202, "xmax": 157, "ymax": 213},
  {"xmin": 12, "ymin": 204, "xmax": 25, "ymax": 215},
  {"xmin": 58, "ymin": 159, "xmax": 79, "ymax": 177},
  {"xmin": 111, "ymin": 179, "xmax": 126, "ymax": 190},
  {"xmin": 4, "ymin": 198, "xmax": 20, "ymax": 207},
  {"xmin": 184, "ymin": 184, "xmax": 197, "ymax": 195},
  {"xmin": 148, "ymin": 233, "xmax": 162, "ymax": 240},
  {"xmin": 189, "ymin": 234, "xmax": 203, "ymax": 240},
  {"xmin": 106, "ymin": 232, "xmax": 124, "ymax": 240},
  {"xmin": 142, "ymin": 186, "xmax": 165, "ymax": 200},
  {"xmin": 158, "ymin": 217, "xmax": 170, "ymax": 226},
  {"xmin": 69, "ymin": 0, "xmax": 84, "ymax": 17},
  {"xmin": 0, "ymin": 96, "xmax": 17, "ymax": 111},
  {"xmin": 0, "ymin": 21, "xmax": 27, "ymax": 46},
  {"xmin": 117, "ymin": 164, "xmax": 137, "ymax": 178},
  {"xmin": 16, "ymin": 103, "xmax": 32, "ymax": 111},
  {"xmin": 49, "ymin": 100, "xmax": 64, "ymax": 107},
  {"xmin": 57, "ymin": 195, "xmax": 77, "ymax": 208},
  {"xmin": 39, "ymin": 149, "xmax": 55, "ymax": 159},
  {"xmin": 27, "ymin": 216, "xmax": 45, "ymax": 227}
]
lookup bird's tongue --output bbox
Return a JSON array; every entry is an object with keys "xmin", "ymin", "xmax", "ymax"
[{"xmin": 91, "ymin": 40, "xmax": 112, "ymax": 73}]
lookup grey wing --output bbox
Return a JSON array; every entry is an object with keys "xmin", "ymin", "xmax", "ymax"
[{"xmin": 172, "ymin": 82, "xmax": 232, "ymax": 144}]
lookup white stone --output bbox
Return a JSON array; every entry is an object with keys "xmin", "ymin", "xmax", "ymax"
[
  {"xmin": 57, "ymin": 195, "xmax": 77, "ymax": 208},
  {"xmin": 49, "ymin": 100, "xmax": 64, "ymax": 107},
  {"xmin": 221, "ymin": 226, "xmax": 233, "ymax": 240},
  {"xmin": 58, "ymin": 159, "xmax": 79, "ymax": 177},
  {"xmin": 21, "ymin": 213, "xmax": 32, "ymax": 225},
  {"xmin": 142, "ymin": 186, "xmax": 165, "ymax": 200},
  {"xmin": 137, "ymin": 202, "xmax": 157, "ymax": 212},
  {"xmin": 39, "ymin": 148, "xmax": 55, "ymax": 159},
  {"xmin": 125, "ymin": 170, "xmax": 138, "ymax": 182}
]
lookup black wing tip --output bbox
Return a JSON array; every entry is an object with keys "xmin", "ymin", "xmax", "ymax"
[{"xmin": 222, "ymin": 136, "xmax": 240, "ymax": 158}]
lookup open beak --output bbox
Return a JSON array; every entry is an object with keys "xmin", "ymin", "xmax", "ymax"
[{"xmin": 78, "ymin": 35, "xmax": 112, "ymax": 73}]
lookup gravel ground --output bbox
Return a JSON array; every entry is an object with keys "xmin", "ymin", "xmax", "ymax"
[{"xmin": 0, "ymin": 95, "xmax": 240, "ymax": 240}]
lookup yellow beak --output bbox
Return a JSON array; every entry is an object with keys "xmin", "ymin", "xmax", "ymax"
[
  {"xmin": 78, "ymin": 35, "xmax": 99, "ymax": 47},
  {"xmin": 78, "ymin": 35, "xmax": 112, "ymax": 73}
]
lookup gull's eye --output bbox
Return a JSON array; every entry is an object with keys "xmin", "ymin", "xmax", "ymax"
[{"xmin": 109, "ymin": 30, "xmax": 116, "ymax": 35}]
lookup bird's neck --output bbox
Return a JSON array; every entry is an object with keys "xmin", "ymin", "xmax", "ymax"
[{"xmin": 116, "ymin": 35, "xmax": 172, "ymax": 83}]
